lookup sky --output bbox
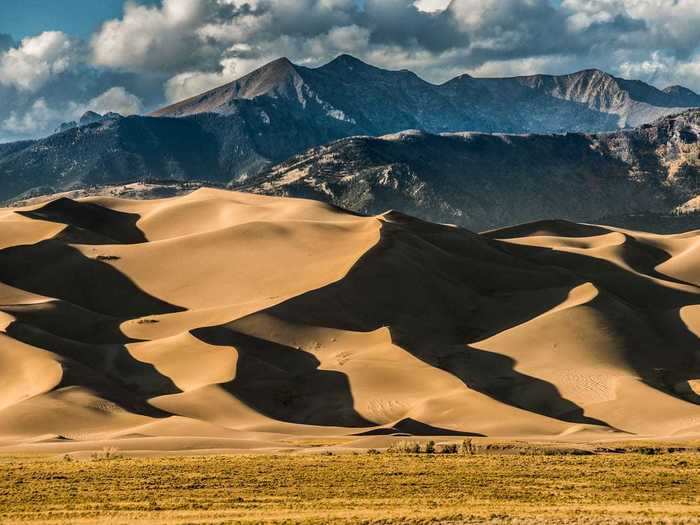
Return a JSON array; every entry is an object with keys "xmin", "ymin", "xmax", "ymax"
[
  {"xmin": 0, "ymin": 1, "xmax": 153, "ymax": 41},
  {"xmin": 1, "ymin": 0, "xmax": 700, "ymax": 142}
]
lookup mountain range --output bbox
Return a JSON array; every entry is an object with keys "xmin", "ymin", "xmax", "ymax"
[
  {"xmin": 247, "ymin": 110, "xmax": 700, "ymax": 231},
  {"xmin": 154, "ymin": 54, "xmax": 700, "ymax": 132},
  {"xmin": 1, "ymin": 55, "xmax": 699, "ymax": 230},
  {"xmin": 5, "ymin": 109, "xmax": 699, "ymax": 233}
]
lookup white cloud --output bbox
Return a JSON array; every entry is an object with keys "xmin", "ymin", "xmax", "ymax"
[
  {"xmin": 86, "ymin": 0, "xmax": 700, "ymax": 99},
  {"xmin": 2, "ymin": 98, "xmax": 66, "ymax": 134},
  {"xmin": 619, "ymin": 51, "xmax": 700, "ymax": 90},
  {"xmin": 165, "ymin": 57, "xmax": 247, "ymax": 102},
  {"xmin": 413, "ymin": 0, "xmax": 450, "ymax": 13},
  {"xmin": 1, "ymin": 87, "xmax": 142, "ymax": 139},
  {"xmin": 85, "ymin": 87, "xmax": 143, "ymax": 115},
  {"xmin": 0, "ymin": 31, "xmax": 77, "ymax": 92},
  {"xmin": 91, "ymin": 0, "xmax": 214, "ymax": 73}
]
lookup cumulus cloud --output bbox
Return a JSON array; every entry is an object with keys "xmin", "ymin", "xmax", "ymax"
[
  {"xmin": 84, "ymin": 86, "xmax": 143, "ymax": 115},
  {"xmin": 91, "ymin": 0, "xmax": 220, "ymax": 73},
  {"xmin": 165, "ymin": 56, "xmax": 243, "ymax": 101},
  {"xmin": 619, "ymin": 51, "xmax": 700, "ymax": 91},
  {"xmin": 73, "ymin": 0, "xmax": 699, "ymax": 95},
  {"xmin": 92, "ymin": 0, "xmax": 698, "ymax": 94},
  {"xmin": 0, "ymin": 31, "xmax": 78, "ymax": 91},
  {"xmin": 2, "ymin": 98, "xmax": 66, "ymax": 134}
]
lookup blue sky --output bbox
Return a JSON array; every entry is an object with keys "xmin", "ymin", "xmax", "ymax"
[
  {"xmin": 0, "ymin": 0, "xmax": 699, "ymax": 143},
  {"xmin": 0, "ymin": 1, "xmax": 143, "ymax": 41},
  {"xmin": 0, "ymin": 0, "xmax": 170, "ymax": 41}
]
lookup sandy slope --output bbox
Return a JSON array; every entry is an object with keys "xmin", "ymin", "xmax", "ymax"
[{"xmin": 0, "ymin": 189, "xmax": 699, "ymax": 452}]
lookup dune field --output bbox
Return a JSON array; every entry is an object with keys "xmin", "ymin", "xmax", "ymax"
[{"xmin": 1, "ymin": 188, "xmax": 699, "ymax": 453}]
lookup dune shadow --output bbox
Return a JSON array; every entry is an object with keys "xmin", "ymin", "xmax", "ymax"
[
  {"xmin": 18, "ymin": 197, "xmax": 147, "ymax": 244},
  {"xmin": 492, "ymin": 239, "xmax": 700, "ymax": 399},
  {"xmin": 5, "ymin": 320, "xmax": 180, "ymax": 397},
  {"xmin": 1, "ymin": 300, "xmax": 133, "ymax": 344},
  {"xmin": 2, "ymin": 316, "xmax": 177, "ymax": 418},
  {"xmin": 0, "ymin": 241, "xmax": 183, "ymax": 318},
  {"xmin": 256, "ymin": 219, "xmax": 616, "ymax": 429},
  {"xmin": 192, "ymin": 325, "xmax": 375, "ymax": 427},
  {"xmin": 354, "ymin": 418, "xmax": 484, "ymax": 437},
  {"xmin": 453, "ymin": 344, "xmax": 608, "ymax": 426},
  {"xmin": 0, "ymin": 214, "xmax": 185, "ymax": 418}
]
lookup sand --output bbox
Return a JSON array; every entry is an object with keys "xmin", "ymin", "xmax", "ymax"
[{"xmin": 1, "ymin": 189, "xmax": 699, "ymax": 453}]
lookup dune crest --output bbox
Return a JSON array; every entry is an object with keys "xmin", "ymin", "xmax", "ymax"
[{"xmin": 1, "ymin": 190, "xmax": 699, "ymax": 451}]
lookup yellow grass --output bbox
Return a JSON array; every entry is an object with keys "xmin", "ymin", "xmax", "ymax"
[{"xmin": 1, "ymin": 451, "xmax": 700, "ymax": 524}]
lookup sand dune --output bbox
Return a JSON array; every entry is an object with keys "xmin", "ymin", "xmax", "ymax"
[{"xmin": 1, "ymin": 189, "xmax": 699, "ymax": 451}]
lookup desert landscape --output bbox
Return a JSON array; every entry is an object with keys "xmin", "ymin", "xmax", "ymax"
[
  {"xmin": 2, "ymin": 189, "xmax": 700, "ymax": 523},
  {"xmin": 3, "ymin": 0, "xmax": 700, "ymax": 522},
  {"xmin": 1, "ymin": 188, "xmax": 699, "ymax": 452}
]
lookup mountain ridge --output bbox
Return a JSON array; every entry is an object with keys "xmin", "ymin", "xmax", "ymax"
[
  {"xmin": 244, "ymin": 109, "xmax": 700, "ymax": 231},
  {"xmin": 1, "ymin": 56, "xmax": 699, "ymax": 220},
  {"xmin": 5, "ymin": 110, "xmax": 699, "ymax": 234},
  {"xmin": 153, "ymin": 54, "xmax": 700, "ymax": 130}
]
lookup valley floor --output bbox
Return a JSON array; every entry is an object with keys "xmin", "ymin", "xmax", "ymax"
[{"xmin": 2, "ymin": 448, "xmax": 700, "ymax": 524}]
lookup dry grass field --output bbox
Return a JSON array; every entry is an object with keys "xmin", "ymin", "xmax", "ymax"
[{"xmin": 1, "ymin": 448, "xmax": 700, "ymax": 524}]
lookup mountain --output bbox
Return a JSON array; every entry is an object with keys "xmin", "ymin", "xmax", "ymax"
[
  {"xmin": 1, "ymin": 55, "xmax": 699, "ymax": 204},
  {"xmin": 53, "ymin": 111, "xmax": 123, "ymax": 134},
  {"xmin": 0, "ymin": 112, "xmax": 274, "ymax": 203},
  {"xmin": 1, "ymin": 189, "xmax": 699, "ymax": 450},
  {"xmin": 242, "ymin": 110, "xmax": 700, "ymax": 232},
  {"xmin": 155, "ymin": 55, "xmax": 699, "ymax": 131},
  {"xmin": 3, "ymin": 110, "xmax": 699, "ymax": 233},
  {"xmin": 663, "ymin": 85, "xmax": 700, "ymax": 106}
]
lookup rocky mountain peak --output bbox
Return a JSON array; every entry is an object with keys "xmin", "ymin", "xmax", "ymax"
[
  {"xmin": 151, "ymin": 55, "xmax": 700, "ymax": 128},
  {"xmin": 54, "ymin": 111, "xmax": 123, "ymax": 134},
  {"xmin": 322, "ymin": 54, "xmax": 374, "ymax": 71},
  {"xmin": 662, "ymin": 85, "xmax": 700, "ymax": 106}
]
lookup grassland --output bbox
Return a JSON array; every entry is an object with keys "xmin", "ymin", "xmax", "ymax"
[{"xmin": 1, "ymin": 449, "xmax": 700, "ymax": 524}]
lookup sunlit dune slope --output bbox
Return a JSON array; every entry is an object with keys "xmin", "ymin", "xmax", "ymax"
[{"xmin": 1, "ymin": 189, "xmax": 699, "ymax": 449}]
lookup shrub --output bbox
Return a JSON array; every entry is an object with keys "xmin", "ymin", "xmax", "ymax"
[
  {"xmin": 91, "ymin": 447, "xmax": 122, "ymax": 461},
  {"xmin": 366, "ymin": 448, "xmax": 381, "ymax": 455},
  {"xmin": 461, "ymin": 439, "xmax": 476, "ymax": 455},
  {"xmin": 440, "ymin": 444, "xmax": 458, "ymax": 454},
  {"xmin": 425, "ymin": 441, "xmax": 436, "ymax": 454},
  {"xmin": 388, "ymin": 441, "xmax": 422, "ymax": 454}
]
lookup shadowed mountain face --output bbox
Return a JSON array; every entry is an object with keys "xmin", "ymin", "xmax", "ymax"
[
  {"xmin": 4, "ymin": 110, "xmax": 700, "ymax": 234},
  {"xmin": 246, "ymin": 110, "xmax": 700, "ymax": 232},
  {"xmin": 1, "ymin": 55, "xmax": 699, "ymax": 204},
  {"xmin": 0, "ymin": 189, "xmax": 699, "ymax": 448}
]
